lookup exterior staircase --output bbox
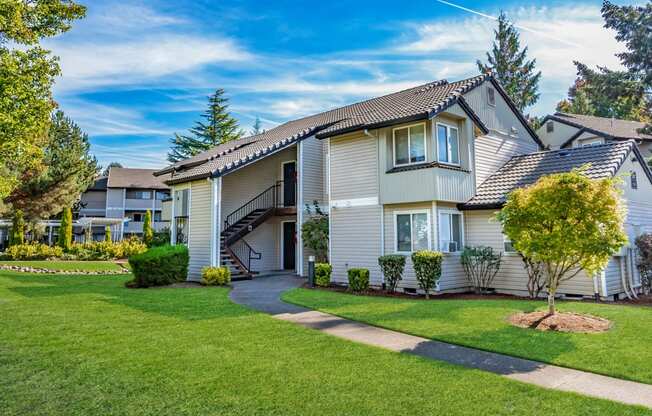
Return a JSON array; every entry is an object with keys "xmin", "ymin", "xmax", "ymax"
[{"xmin": 219, "ymin": 183, "xmax": 281, "ymax": 280}]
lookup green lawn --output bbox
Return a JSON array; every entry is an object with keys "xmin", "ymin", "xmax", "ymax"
[
  {"xmin": 0, "ymin": 260, "xmax": 124, "ymax": 272},
  {"xmin": 1, "ymin": 273, "xmax": 648, "ymax": 415},
  {"xmin": 283, "ymin": 289, "xmax": 652, "ymax": 385}
]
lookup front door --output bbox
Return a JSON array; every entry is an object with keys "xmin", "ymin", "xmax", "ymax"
[
  {"xmin": 283, "ymin": 161, "xmax": 296, "ymax": 207},
  {"xmin": 282, "ymin": 221, "xmax": 296, "ymax": 270}
]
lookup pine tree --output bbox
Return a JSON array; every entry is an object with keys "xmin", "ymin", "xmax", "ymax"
[
  {"xmin": 143, "ymin": 210, "xmax": 153, "ymax": 247},
  {"xmin": 477, "ymin": 12, "xmax": 541, "ymax": 111},
  {"xmin": 4, "ymin": 110, "xmax": 98, "ymax": 222},
  {"xmin": 167, "ymin": 89, "xmax": 243, "ymax": 162},
  {"xmin": 105, "ymin": 225, "xmax": 112, "ymax": 242},
  {"xmin": 58, "ymin": 207, "xmax": 72, "ymax": 251},
  {"xmin": 251, "ymin": 116, "xmax": 263, "ymax": 135},
  {"xmin": 102, "ymin": 162, "xmax": 122, "ymax": 177},
  {"xmin": 9, "ymin": 210, "xmax": 25, "ymax": 246}
]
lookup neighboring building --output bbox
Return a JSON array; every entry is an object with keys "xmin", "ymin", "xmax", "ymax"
[
  {"xmin": 155, "ymin": 74, "xmax": 652, "ymax": 300},
  {"xmin": 537, "ymin": 112, "xmax": 652, "ymax": 158},
  {"xmin": 77, "ymin": 167, "xmax": 171, "ymax": 240}
]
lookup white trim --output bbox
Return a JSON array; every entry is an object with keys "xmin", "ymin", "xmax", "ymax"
[
  {"xmin": 327, "ymin": 138, "xmax": 332, "ymax": 263},
  {"xmin": 393, "ymin": 209, "xmax": 432, "ymax": 254},
  {"xmin": 297, "ymin": 141, "xmax": 304, "ymax": 275},
  {"xmin": 187, "ymin": 182, "xmax": 192, "ymax": 250},
  {"xmin": 170, "ymin": 190, "xmax": 176, "ymax": 245},
  {"xmin": 122, "ymin": 188, "xmax": 126, "ymax": 217},
  {"xmin": 216, "ymin": 176, "xmax": 222, "ymax": 266},
  {"xmin": 331, "ymin": 196, "xmax": 379, "ymax": 209},
  {"xmin": 431, "ymin": 201, "xmax": 438, "ymax": 251},
  {"xmin": 280, "ymin": 220, "xmax": 297, "ymax": 271},
  {"xmin": 210, "ymin": 178, "xmax": 218, "ymax": 267},
  {"xmin": 392, "ymin": 122, "xmax": 427, "ymax": 167},
  {"xmin": 600, "ymin": 269, "xmax": 608, "ymax": 297},
  {"xmin": 437, "ymin": 208, "xmax": 464, "ymax": 253},
  {"xmin": 436, "ymin": 122, "xmax": 460, "ymax": 166}
]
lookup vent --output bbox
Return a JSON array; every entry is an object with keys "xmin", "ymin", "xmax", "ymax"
[{"xmin": 557, "ymin": 150, "xmax": 572, "ymax": 157}]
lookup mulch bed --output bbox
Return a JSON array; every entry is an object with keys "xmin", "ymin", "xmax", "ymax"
[{"xmin": 508, "ymin": 311, "xmax": 612, "ymax": 333}]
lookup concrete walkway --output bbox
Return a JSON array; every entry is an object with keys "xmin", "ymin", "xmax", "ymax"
[{"xmin": 230, "ymin": 275, "xmax": 652, "ymax": 409}]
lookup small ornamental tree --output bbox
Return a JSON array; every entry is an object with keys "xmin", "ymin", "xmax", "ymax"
[
  {"xmin": 9, "ymin": 210, "xmax": 25, "ymax": 246},
  {"xmin": 105, "ymin": 225, "xmax": 112, "ymax": 242},
  {"xmin": 461, "ymin": 246, "xmax": 502, "ymax": 294},
  {"xmin": 143, "ymin": 210, "xmax": 154, "ymax": 247},
  {"xmin": 301, "ymin": 201, "xmax": 328, "ymax": 262},
  {"xmin": 57, "ymin": 207, "xmax": 72, "ymax": 251},
  {"xmin": 378, "ymin": 254, "xmax": 406, "ymax": 293},
  {"xmin": 635, "ymin": 233, "xmax": 652, "ymax": 294},
  {"xmin": 497, "ymin": 169, "xmax": 627, "ymax": 314}
]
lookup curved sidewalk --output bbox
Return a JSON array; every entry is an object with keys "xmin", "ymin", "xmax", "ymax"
[{"xmin": 230, "ymin": 275, "xmax": 652, "ymax": 409}]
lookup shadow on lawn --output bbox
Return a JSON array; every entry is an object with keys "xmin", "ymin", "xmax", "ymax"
[{"xmin": 4, "ymin": 273, "xmax": 254, "ymax": 321}]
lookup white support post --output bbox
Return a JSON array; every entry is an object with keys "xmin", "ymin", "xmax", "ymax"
[
  {"xmin": 297, "ymin": 141, "xmax": 304, "ymax": 276},
  {"xmin": 216, "ymin": 177, "xmax": 222, "ymax": 266},
  {"xmin": 170, "ymin": 189, "xmax": 176, "ymax": 245},
  {"xmin": 210, "ymin": 178, "xmax": 220, "ymax": 267}
]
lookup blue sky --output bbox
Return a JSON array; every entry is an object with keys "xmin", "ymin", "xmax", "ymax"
[{"xmin": 45, "ymin": 0, "xmax": 631, "ymax": 169}]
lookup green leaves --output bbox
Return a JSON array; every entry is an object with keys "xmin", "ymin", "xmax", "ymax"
[{"xmin": 0, "ymin": 0, "xmax": 86, "ymax": 45}]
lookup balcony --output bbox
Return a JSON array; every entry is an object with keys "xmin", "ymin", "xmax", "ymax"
[
  {"xmin": 124, "ymin": 198, "xmax": 163, "ymax": 211},
  {"xmin": 124, "ymin": 221, "xmax": 170, "ymax": 234}
]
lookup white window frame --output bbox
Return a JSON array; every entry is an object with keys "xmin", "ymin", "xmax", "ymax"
[
  {"xmin": 393, "ymin": 210, "xmax": 432, "ymax": 254},
  {"xmin": 502, "ymin": 233, "xmax": 516, "ymax": 253},
  {"xmin": 438, "ymin": 209, "xmax": 464, "ymax": 253},
  {"xmin": 392, "ymin": 122, "xmax": 427, "ymax": 167},
  {"xmin": 436, "ymin": 122, "xmax": 460, "ymax": 166},
  {"xmin": 579, "ymin": 139, "xmax": 603, "ymax": 148}
]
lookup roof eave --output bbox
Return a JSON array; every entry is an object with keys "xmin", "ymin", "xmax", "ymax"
[{"xmin": 457, "ymin": 202, "xmax": 504, "ymax": 211}]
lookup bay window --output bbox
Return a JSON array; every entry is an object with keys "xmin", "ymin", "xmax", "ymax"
[
  {"xmin": 437, "ymin": 123, "xmax": 460, "ymax": 165},
  {"xmin": 438, "ymin": 210, "xmax": 462, "ymax": 252},
  {"xmin": 395, "ymin": 211, "xmax": 430, "ymax": 253},
  {"xmin": 393, "ymin": 123, "xmax": 426, "ymax": 166}
]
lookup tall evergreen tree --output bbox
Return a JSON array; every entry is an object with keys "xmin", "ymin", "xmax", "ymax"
[
  {"xmin": 105, "ymin": 225, "xmax": 112, "ymax": 242},
  {"xmin": 167, "ymin": 89, "xmax": 243, "ymax": 163},
  {"xmin": 477, "ymin": 12, "xmax": 541, "ymax": 111},
  {"xmin": 143, "ymin": 210, "xmax": 153, "ymax": 247},
  {"xmin": 251, "ymin": 116, "xmax": 263, "ymax": 135},
  {"xmin": 4, "ymin": 110, "xmax": 99, "ymax": 221},
  {"xmin": 57, "ymin": 207, "xmax": 72, "ymax": 251},
  {"xmin": 102, "ymin": 161, "xmax": 123, "ymax": 177}
]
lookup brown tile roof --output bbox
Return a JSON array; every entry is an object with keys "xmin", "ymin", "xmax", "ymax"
[
  {"xmin": 459, "ymin": 140, "xmax": 645, "ymax": 210},
  {"xmin": 107, "ymin": 168, "xmax": 170, "ymax": 190},
  {"xmin": 156, "ymin": 74, "xmax": 520, "ymax": 185},
  {"xmin": 548, "ymin": 112, "xmax": 652, "ymax": 142}
]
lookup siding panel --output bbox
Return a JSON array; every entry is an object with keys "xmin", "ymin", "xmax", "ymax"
[{"xmin": 188, "ymin": 180, "xmax": 212, "ymax": 280}]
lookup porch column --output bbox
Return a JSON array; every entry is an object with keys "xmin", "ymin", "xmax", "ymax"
[
  {"xmin": 210, "ymin": 177, "xmax": 222, "ymax": 267},
  {"xmin": 297, "ymin": 140, "xmax": 304, "ymax": 276},
  {"xmin": 170, "ymin": 189, "xmax": 176, "ymax": 245}
]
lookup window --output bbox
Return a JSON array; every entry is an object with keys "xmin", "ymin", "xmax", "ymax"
[
  {"xmin": 393, "ymin": 123, "xmax": 426, "ymax": 166},
  {"xmin": 132, "ymin": 213, "xmax": 144, "ymax": 222},
  {"xmin": 546, "ymin": 121, "xmax": 554, "ymax": 133},
  {"xmin": 395, "ymin": 211, "xmax": 430, "ymax": 253},
  {"xmin": 631, "ymin": 171, "xmax": 638, "ymax": 189},
  {"xmin": 503, "ymin": 234, "xmax": 516, "ymax": 253},
  {"xmin": 174, "ymin": 189, "xmax": 189, "ymax": 244},
  {"xmin": 437, "ymin": 123, "xmax": 460, "ymax": 165},
  {"xmin": 156, "ymin": 191, "xmax": 170, "ymax": 200},
  {"xmin": 487, "ymin": 87, "xmax": 496, "ymax": 106},
  {"xmin": 126, "ymin": 190, "xmax": 152, "ymax": 200},
  {"xmin": 439, "ymin": 211, "xmax": 462, "ymax": 253},
  {"xmin": 579, "ymin": 139, "xmax": 602, "ymax": 148},
  {"xmin": 154, "ymin": 211, "xmax": 162, "ymax": 222}
]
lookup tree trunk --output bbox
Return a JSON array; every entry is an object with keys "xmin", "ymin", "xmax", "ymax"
[{"xmin": 547, "ymin": 293, "xmax": 556, "ymax": 315}]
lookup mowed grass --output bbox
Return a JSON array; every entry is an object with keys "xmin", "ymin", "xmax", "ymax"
[
  {"xmin": 0, "ymin": 272, "xmax": 649, "ymax": 416},
  {"xmin": 0, "ymin": 260, "xmax": 124, "ymax": 272},
  {"xmin": 283, "ymin": 288, "xmax": 652, "ymax": 385}
]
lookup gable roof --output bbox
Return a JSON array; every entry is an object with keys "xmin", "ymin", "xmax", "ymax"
[
  {"xmin": 107, "ymin": 168, "xmax": 170, "ymax": 190},
  {"xmin": 459, "ymin": 140, "xmax": 650, "ymax": 210},
  {"xmin": 156, "ymin": 74, "xmax": 540, "ymax": 185},
  {"xmin": 544, "ymin": 113, "xmax": 652, "ymax": 147}
]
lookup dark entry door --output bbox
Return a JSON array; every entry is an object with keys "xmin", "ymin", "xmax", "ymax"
[
  {"xmin": 283, "ymin": 162, "xmax": 296, "ymax": 206},
  {"xmin": 282, "ymin": 221, "xmax": 296, "ymax": 270}
]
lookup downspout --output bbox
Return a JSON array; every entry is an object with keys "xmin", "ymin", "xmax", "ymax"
[
  {"xmin": 628, "ymin": 247, "xmax": 639, "ymax": 299},
  {"xmin": 620, "ymin": 255, "xmax": 633, "ymax": 300}
]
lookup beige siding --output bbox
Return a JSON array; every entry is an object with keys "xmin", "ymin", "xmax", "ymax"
[
  {"xmin": 188, "ymin": 180, "xmax": 213, "ymax": 280},
  {"xmin": 301, "ymin": 136, "xmax": 325, "ymax": 206},
  {"xmin": 536, "ymin": 120, "xmax": 581, "ymax": 149},
  {"xmin": 105, "ymin": 188, "xmax": 124, "ymax": 218},
  {"xmin": 474, "ymin": 134, "xmax": 540, "ymax": 187},
  {"xmin": 330, "ymin": 133, "xmax": 378, "ymax": 200}
]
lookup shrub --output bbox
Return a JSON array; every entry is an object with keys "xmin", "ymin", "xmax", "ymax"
[
  {"xmin": 635, "ymin": 233, "xmax": 652, "ymax": 294},
  {"xmin": 347, "ymin": 268, "xmax": 369, "ymax": 292},
  {"xmin": 57, "ymin": 207, "xmax": 72, "ymax": 251},
  {"xmin": 68, "ymin": 238, "xmax": 147, "ymax": 260},
  {"xmin": 105, "ymin": 226, "xmax": 112, "ymax": 242},
  {"xmin": 143, "ymin": 210, "xmax": 154, "ymax": 247},
  {"xmin": 301, "ymin": 202, "xmax": 329, "ymax": 262},
  {"xmin": 4, "ymin": 243, "xmax": 63, "ymax": 260},
  {"xmin": 127, "ymin": 245, "xmax": 189, "ymax": 288},
  {"xmin": 150, "ymin": 228, "xmax": 171, "ymax": 247},
  {"xmin": 201, "ymin": 266, "xmax": 231, "ymax": 286},
  {"xmin": 460, "ymin": 246, "xmax": 502, "ymax": 294},
  {"xmin": 315, "ymin": 263, "xmax": 332, "ymax": 287},
  {"xmin": 378, "ymin": 254, "xmax": 406, "ymax": 293},
  {"xmin": 411, "ymin": 250, "xmax": 443, "ymax": 299},
  {"xmin": 9, "ymin": 210, "xmax": 25, "ymax": 246}
]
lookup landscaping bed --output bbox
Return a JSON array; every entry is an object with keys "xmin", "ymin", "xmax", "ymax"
[
  {"xmin": 284, "ymin": 287, "xmax": 652, "ymax": 384},
  {"xmin": 1, "ymin": 272, "xmax": 648, "ymax": 415},
  {"xmin": 0, "ymin": 260, "xmax": 127, "ymax": 274}
]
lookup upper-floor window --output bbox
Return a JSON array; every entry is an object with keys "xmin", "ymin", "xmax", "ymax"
[
  {"xmin": 437, "ymin": 123, "xmax": 460, "ymax": 166},
  {"xmin": 395, "ymin": 211, "xmax": 430, "ymax": 253},
  {"xmin": 156, "ymin": 190, "xmax": 171, "ymax": 200},
  {"xmin": 631, "ymin": 171, "xmax": 638, "ymax": 189},
  {"xmin": 126, "ymin": 190, "xmax": 152, "ymax": 200},
  {"xmin": 487, "ymin": 87, "xmax": 496, "ymax": 106},
  {"xmin": 546, "ymin": 121, "xmax": 554, "ymax": 133},
  {"xmin": 580, "ymin": 140, "xmax": 602, "ymax": 148},
  {"xmin": 393, "ymin": 123, "xmax": 426, "ymax": 167},
  {"xmin": 131, "ymin": 212, "xmax": 144, "ymax": 222},
  {"xmin": 439, "ymin": 210, "xmax": 462, "ymax": 253}
]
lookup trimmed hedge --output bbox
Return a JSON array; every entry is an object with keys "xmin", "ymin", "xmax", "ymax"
[
  {"xmin": 378, "ymin": 254, "xmax": 406, "ymax": 293},
  {"xmin": 347, "ymin": 268, "xmax": 369, "ymax": 292},
  {"xmin": 411, "ymin": 250, "xmax": 443, "ymax": 299},
  {"xmin": 315, "ymin": 263, "xmax": 332, "ymax": 287},
  {"xmin": 127, "ymin": 245, "xmax": 189, "ymax": 288},
  {"xmin": 3, "ymin": 243, "xmax": 63, "ymax": 260},
  {"xmin": 201, "ymin": 266, "xmax": 231, "ymax": 286}
]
